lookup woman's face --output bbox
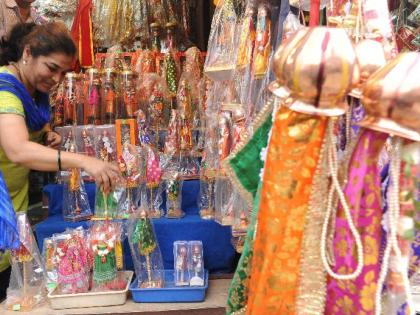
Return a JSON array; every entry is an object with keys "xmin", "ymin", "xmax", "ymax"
[{"xmin": 24, "ymin": 50, "xmax": 74, "ymax": 93}]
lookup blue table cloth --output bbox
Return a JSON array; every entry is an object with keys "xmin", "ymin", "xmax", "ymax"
[{"xmin": 35, "ymin": 181, "xmax": 236, "ymax": 273}]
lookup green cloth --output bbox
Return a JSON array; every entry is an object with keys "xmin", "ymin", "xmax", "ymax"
[
  {"xmin": 93, "ymin": 247, "xmax": 117, "ymax": 284},
  {"xmin": 0, "ymin": 66, "xmax": 44, "ymax": 272},
  {"xmin": 132, "ymin": 218, "xmax": 157, "ymax": 256},
  {"xmin": 225, "ymin": 109, "xmax": 273, "ymax": 314}
]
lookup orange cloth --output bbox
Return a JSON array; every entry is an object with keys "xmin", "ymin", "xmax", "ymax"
[{"xmin": 247, "ymin": 107, "xmax": 327, "ymax": 314}]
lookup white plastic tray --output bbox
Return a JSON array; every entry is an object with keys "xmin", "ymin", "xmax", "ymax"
[{"xmin": 48, "ymin": 271, "xmax": 133, "ymax": 310}]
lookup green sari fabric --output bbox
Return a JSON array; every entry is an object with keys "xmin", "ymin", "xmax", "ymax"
[{"xmin": 225, "ymin": 105, "xmax": 273, "ymax": 314}]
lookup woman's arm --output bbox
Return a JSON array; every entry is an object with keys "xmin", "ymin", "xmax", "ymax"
[{"xmin": 0, "ymin": 114, "xmax": 121, "ymax": 191}]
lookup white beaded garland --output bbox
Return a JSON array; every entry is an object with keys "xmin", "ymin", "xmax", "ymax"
[
  {"xmin": 320, "ymin": 118, "xmax": 364, "ymax": 280},
  {"xmin": 374, "ymin": 137, "xmax": 414, "ymax": 315}
]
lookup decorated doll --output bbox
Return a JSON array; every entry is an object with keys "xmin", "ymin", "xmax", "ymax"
[
  {"xmin": 86, "ymin": 68, "xmax": 101, "ymax": 125},
  {"xmin": 175, "ymin": 243, "xmax": 189, "ymax": 286},
  {"xmin": 57, "ymin": 234, "xmax": 89, "ymax": 294},
  {"xmin": 253, "ymin": 4, "xmax": 271, "ymax": 79},
  {"xmin": 81, "ymin": 129, "xmax": 96, "ymax": 157}
]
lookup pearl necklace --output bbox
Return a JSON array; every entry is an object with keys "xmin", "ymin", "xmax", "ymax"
[
  {"xmin": 375, "ymin": 137, "xmax": 414, "ymax": 315},
  {"xmin": 320, "ymin": 118, "xmax": 364, "ymax": 280}
]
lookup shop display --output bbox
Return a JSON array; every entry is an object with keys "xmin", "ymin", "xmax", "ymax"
[
  {"xmin": 15, "ymin": 1, "xmax": 420, "ymax": 312},
  {"xmin": 6, "ymin": 213, "xmax": 46, "ymax": 311}
]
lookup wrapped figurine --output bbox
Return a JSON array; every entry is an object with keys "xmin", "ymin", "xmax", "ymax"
[
  {"xmin": 85, "ymin": 68, "xmax": 102, "ymax": 125},
  {"xmin": 164, "ymin": 109, "xmax": 181, "ymax": 156},
  {"xmin": 204, "ymin": 0, "xmax": 240, "ymax": 81},
  {"xmin": 253, "ymin": 3, "xmax": 272, "ymax": 79},
  {"xmin": 188, "ymin": 241, "xmax": 205, "ymax": 286},
  {"xmin": 119, "ymin": 70, "xmax": 138, "ymax": 119},
  {"xmin": 218, "ymin": 111, "xmax": 233, "ymax": 164},
  {"xmin": 214, "ymin": 177, "xmax": 234, "ymax": 225},
  {"xmin": 150, "ymin": 22, "xmax": 162, "ymax": 52},
  {"xmin": 129, "ymin": 210, "xmax": 165, "ymax": 288},
  {"xmin": 56, "ymin": 230, "xmax": 90, "ymax": 294},
  {"xmin": 55, "ymin": 125, "xmax": 74, "ymax": 182},
  {"xmin": 163, "ymin": 50, "xmax": 179, "ymax": 97},
  {"xmin": 5, "ymin": 213, "xmax": 45, "ymax": 311},
  {"xmin": 145, "ymin": 145, "xmax": 164, "ymax": 218},
  {"xmin": 174, "ymin": 241, "xmax": 189, "ymax": 286},
  {"xmin": 165, "ymin": 177, "xmax": 185, "ymax": 219},
  {"xmin": 94, "ymin": 125, "xmax": 117, "ymax": 163},
  {"xmin": 75, "ymin": 125, "xmax": 96, "ymax": 157},
  {"xmin": 236, "ymin": 2, "xmax": 256, "ymax": 70},
  {"xmin": 231, "ymin": 190, "xmax": 251, "ymax": 237},
  {"xmin": 90, "ymin": 221, "xmax": 126, "ymax": 291},
  {"xmin": 62, "ymin": 143, "xmax": 92, "ymax": 221},
  {"xmin": 42, "ymin": 237, "xmax": 58, "ymax": 293},
  {"xmin": 63, "ymin": 72, "xmax": 82, "ymax": 125},
  {"xmin": 198, "ymin": 178, "xmax": 216, "ymax": 220},
  {"xmin": 137, "ymin": 109, "xmax": 154, "ymax": 146},
  {"xmin": 135, "ymin": 50, "xmax": 157, "ymax": 75},
  {"xmin": 101, "ymin": 68, "xmax": 117, "ymax": 124},
  {"xmin": 53, "ymin": 83, "xmax": 65, "ymax": 127}
]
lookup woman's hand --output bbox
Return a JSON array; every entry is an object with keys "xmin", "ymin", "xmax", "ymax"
[
  {"xmin": 44, "ymin": 131, "xmax": 61, "ymax": 149},
  {"xmin": 82, "ymin": 156, "xmax": 122, "ymax": 192}
]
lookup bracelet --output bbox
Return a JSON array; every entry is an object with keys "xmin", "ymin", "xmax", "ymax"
[{"xmin": 57, "ymin": 149, "xmax": 62, "ymax": 171}]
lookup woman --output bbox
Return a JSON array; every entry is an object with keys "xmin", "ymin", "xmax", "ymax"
[{"xmin": 0, "ymin": 22, "xmax": 121, "ymax": 299}]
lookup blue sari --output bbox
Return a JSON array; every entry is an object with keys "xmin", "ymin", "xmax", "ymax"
[{"xmin": 0, "ymin": 72, "xmax": 50, "ymax": 250}]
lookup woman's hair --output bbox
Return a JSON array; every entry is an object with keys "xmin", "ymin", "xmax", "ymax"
[{"xmin": 0, "ymin": 22, "xmax": 76, "ymax": 66}]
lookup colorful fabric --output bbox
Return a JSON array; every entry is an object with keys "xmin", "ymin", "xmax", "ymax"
[
  {"xmin": 225, "ymin": 105, "xmax": 273, "ymax": 314},
  {"xmin": 247, "ymin": 107, "xmax": 327, "ymax": 314},
  {"xmin": 0, "ymin": 72, "xmax": 50, "ymax": 131},
  {"xmin": 325, "ymin": 129, "xmax": 388, "ymax": 315},
  {"xmin": 0, "ymin": 67, "xmax": 44, "ymax": 271},
  {"xmin": 71, "ymin": 0, "xmax": 94, "ymax": 67},
  {"xmin": 0, "ymin": 170, "xmax": 18, "ymax": 251}
]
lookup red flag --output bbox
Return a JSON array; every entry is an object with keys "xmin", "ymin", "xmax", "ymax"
[{"xmin": 309, "ymin": 0, "xmax": 320, "ymax": 26}]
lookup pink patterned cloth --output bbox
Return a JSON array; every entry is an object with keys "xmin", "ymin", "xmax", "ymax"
[{"xmin": 325, "ymin": 130, "xmax": 387, "ymax": 315}]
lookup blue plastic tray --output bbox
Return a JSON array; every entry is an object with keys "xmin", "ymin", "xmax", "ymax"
[{"xmin": 130, "ymin": 270, "xmax": 208, "ymax": 303}]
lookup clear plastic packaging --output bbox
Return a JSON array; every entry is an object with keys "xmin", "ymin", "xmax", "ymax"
[
  {"xmin": 173, "ymin": 241, "xmax": 190, "ymax": 286},
  {"xmin": 90, "ymin": 221, "xmax": 126, "ymax": 291},
  {"xmin": 94, "ymin": 186, "xmax": 122, "ymax": 219},
  {"xmin": 204, "ymin": 0, "xmax": 240, "ymax": 81},
  {"xmin": 75, "ymin": 125, "xmax": 96, "ymax": 157},
  {"xmin": 231, "ymin": 190, "xmax": 251, "ymax": 237},
  {"xmin": 62, "ymin": 142, "xmax": 92, "ymax": 222},
  {"xmin": 118, "ymin": 70, "xmax": 138, "ymax": 119},
  {"xmin": 53, "ymin": 83, "xmax": 65, "ymax": 127},
  {"xmin": 165, "ymin": 177, "xmax": 185, "ymax": 219},
  {"xmin": 94, "ymin": 124, "xmax": 117, "ymax": 163},
  {"xmin": 214, "ymin": 177, "xmax": 234, "ymax": 225},
  {"xmin": 101, "ymin": 68, "xmax": 118, "ymax": 124},
  {"xmin": 84, "ymin": 68, "xmax": 102, "ymax": 125},
  {"xmin": 6, "ymin": 213, "xmax": 46, "ymax": 311},
  {"xmin": 164, "ymin": 109, "xmax": 181, "ymax": 157},
  {"xmin": 144, "ymin": 145, "xmax": 164, "ymax": 218},
  {"xmin": 188, "ymin": 241, "xmax": 205, "ymax": 286},
  {"xmin": 55, "ymin": 126, "xmax": 75, "ymax": 182},
  {"xmin": 198, "ymin": 178, "xmax": 216, "ymax": 220},
  {"xmin": 56, "ymin": 230, "xmax": 90, "ymax": 295},
  {"xmin": 163, "ymin": 50, "xmax": 180, "ymax": 97},
  {"xmin": 129, "ymin": 211, "xmax": 165, "ymax": 288},
  {"xmin": 253, "ymin": 3, "xmax": 272, "ymax": 79},
  {"xmin": 63, "ymin": 72, "xmax": 83, "ymax": 126},
  {"xmin": 42, "ymin": 237, "xmax": 58, "ymax": 294}
]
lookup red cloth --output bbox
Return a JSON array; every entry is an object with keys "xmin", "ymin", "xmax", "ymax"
[
  {"xmin": 309, "ymin": 0, "xmax": 320, "ymax": 26},
  {"xmin": 71, "ymin": 0, "xmax": 94, "ymax": 68}
]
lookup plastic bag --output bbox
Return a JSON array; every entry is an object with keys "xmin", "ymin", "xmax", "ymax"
[
  {"xmin": 42, "ymin": 237, "xmax": 58, "ymax": 294},
  {"xmin": 101, "ymin": 68, "xmax": 118, "ymax": 124},
  {"xmin": 198, "ymin": 178, "xmax": 216, "ymax": 220},
  {"xmin": 204, "ymin": 0, "xmax": 240, "ymax": 81},
  {"xmin": 165, "ymin": 177, "xmax": 185, "ymax": 219},
  {"xmin": 84, "ymin": 68, "xmax": 102, "ymax": 125},
  {"xmin": 6, "ymin": 213, "xmax": 46, "ymax": 311},
  {"xmin": 173, "ymin": 241, "xmax": 189, "ymax": 286},
  {"xmin": 117, "ymin": 70, "xmax": 138, "ymax": 119},
  {"xmin": 214, "ymin": 177, "xmax": 234, "ymax": 225},
  {"xmin": 188, "ymin": 241, "xmax": 205, "ymax": 286},
  {"xmin": 90, "ymin": 221, "xmax": 126, "ymax": 291},
  {"xmin": 56, "ymin": 229, "xmax": 90, "ymax": 294},
  {"xmin": 62, "ymin": 142, "xmax": 92, "ymax": 222},
  {"xmin": 231, "ymin": 190, "xmax": 251, "ymax": 237},
  {"xmin": 128, "ymin": 212, "xmax": 165, "ymax": 288},
  {"xmin": 63, "ymin": 72, "xmax": 83, "ymax": 126}
]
